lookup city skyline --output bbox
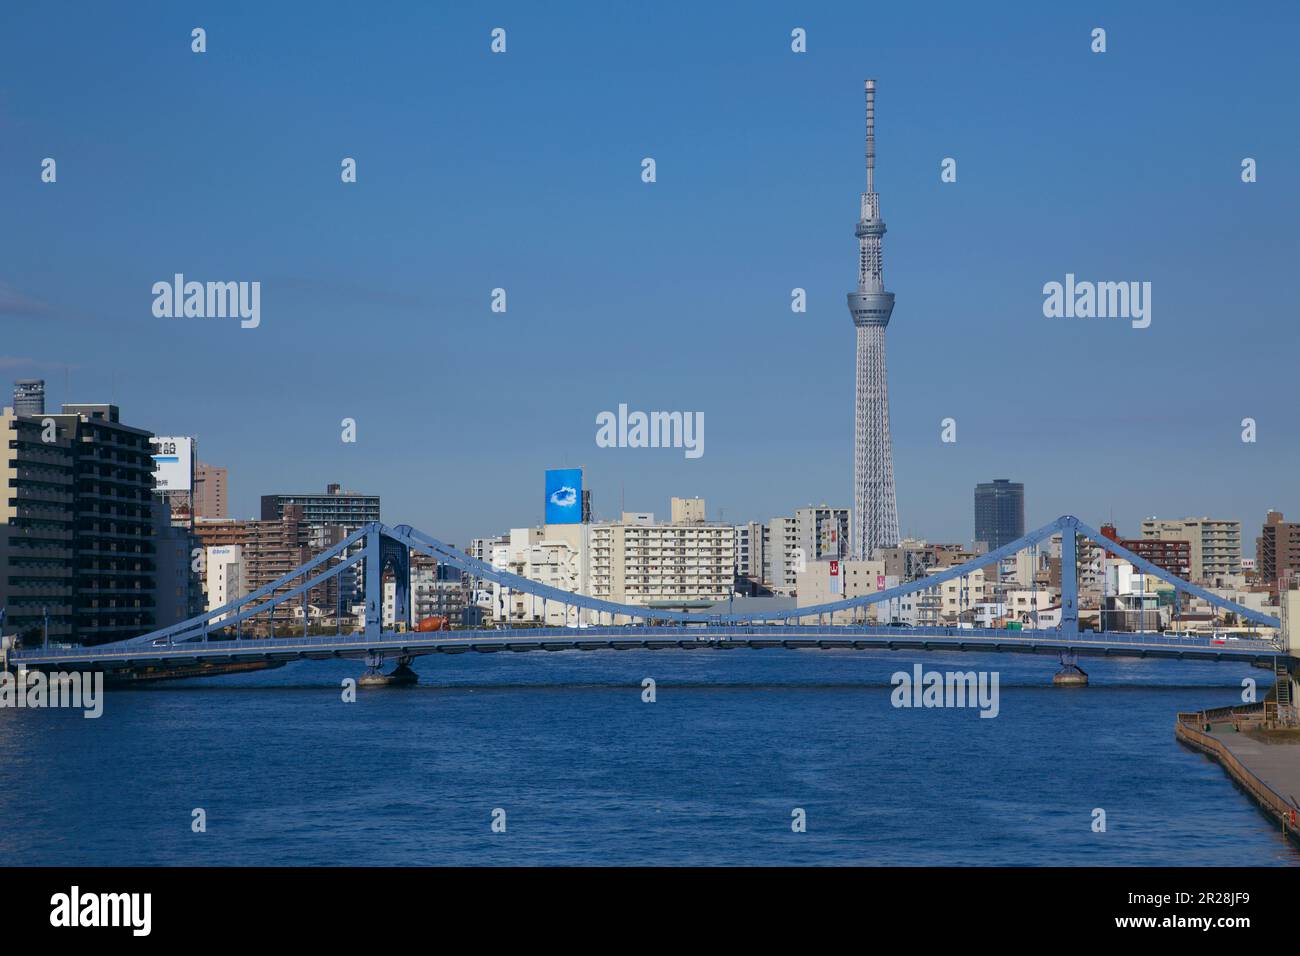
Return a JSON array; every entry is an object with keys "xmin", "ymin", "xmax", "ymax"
[
  {"xmin": 5, "ymin": 377, "xmax": 1289, "ymax": 550},
  {"xmin": 2, "ymin": 3, "xmax": 1298, "ymax": 548},
  {"xmin": 4, "ymin": 1, "xmax": 1300, "ymax": 889}
]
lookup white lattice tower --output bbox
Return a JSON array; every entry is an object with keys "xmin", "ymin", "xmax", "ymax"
[{"xmin": 847, "ymin": 79, "xmax": 899, "ymax": 559}]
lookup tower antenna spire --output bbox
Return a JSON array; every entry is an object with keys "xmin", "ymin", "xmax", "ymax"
[{"xmin": 865, "ymin": 78, "xmax": 876, "ymax": 194}]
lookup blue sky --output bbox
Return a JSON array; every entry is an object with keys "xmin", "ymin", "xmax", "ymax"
[{"xmin": 2, "ymin": 1, "xmax": 1297, "ymax": 545}]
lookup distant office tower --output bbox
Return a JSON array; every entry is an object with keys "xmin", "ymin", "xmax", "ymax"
[
  {"xmin": 848, "ymin": 79, "xmax": 900, "ymax": 559},
  {"xmin": 13, "ymin": 379, "xmax": 45, "ymax": 416},
  {"xmin": 260, "ymin": 483, "xmax": 380, "ymax": 532},
  {"xmin": 195, "ymin": 461, "xmax": 228, "ymax": 519},
  {"xmin": 974, "ymin": 479, "xmax": 1025, "ymax": 551}
]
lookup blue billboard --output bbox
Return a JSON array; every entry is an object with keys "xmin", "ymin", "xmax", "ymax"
[{"xmin": 544, "ymin": 468, "xmax": 583, "ymax": 525}]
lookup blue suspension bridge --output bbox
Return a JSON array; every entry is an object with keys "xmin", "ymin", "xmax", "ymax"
[{"xmin": 2, "ymin": 516, "xmax": 1289, "ymax": 686}]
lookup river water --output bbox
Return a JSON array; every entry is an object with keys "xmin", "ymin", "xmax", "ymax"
[{"xmin": 2, "ymin": 649, "xmax": 1295, "ymax": 865}]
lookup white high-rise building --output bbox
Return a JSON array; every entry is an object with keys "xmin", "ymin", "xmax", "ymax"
[
  {"xmin": 488, "ymin": 526, "xmax": 586, "ymax": 626},
  {"xmin": 205, "ymin": 545, "xmax": 246, "ymax": 622}
]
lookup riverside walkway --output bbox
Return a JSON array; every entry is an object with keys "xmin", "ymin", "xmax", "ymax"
[{"xmin": 1177, "ymin": 708, "xmax": 1300, "ymax": 848}]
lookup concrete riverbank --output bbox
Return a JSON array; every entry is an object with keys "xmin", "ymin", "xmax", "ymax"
[{"xmin": 1176, "ymin": 704, "xmax": 1300, "ymax": 848}]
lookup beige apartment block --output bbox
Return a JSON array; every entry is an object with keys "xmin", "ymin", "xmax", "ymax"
[
  {"xmin": 589, "ymin": 519, "xmax": 735, "ymax": 618},
  {"xmin": 938, "ymin": 568, "xmax": 987, "ymax": 621},
  {"xmin": 1141, "ymin": 517, "xmax": 1241, "ymax": 583}
]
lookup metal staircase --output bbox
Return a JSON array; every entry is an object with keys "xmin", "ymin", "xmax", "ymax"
[{"xmin": 1268, "ymin": 657, "xmax": 1295, "ymax": 725}]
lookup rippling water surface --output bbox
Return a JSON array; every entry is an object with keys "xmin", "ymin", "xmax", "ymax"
[{"xmin": 2, "ymin": 649, "xmax": 1295, "ymax": 865}]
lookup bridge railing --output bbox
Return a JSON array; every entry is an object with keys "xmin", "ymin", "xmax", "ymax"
[{"xmin": 11, "ymin": 621, "xmax": 1280, "ymax": 667}]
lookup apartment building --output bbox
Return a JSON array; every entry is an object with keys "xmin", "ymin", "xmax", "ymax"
[
  {"xmin": 589, "ymin": 516, "xmax": 735, "ymax": 615},
  {"xmin": 1257, "ymin": 511, "xmax": 1300, "ymax": 593},
  {"xmin": 879, "ymin": 539, "xmax": 985, "ymax": 583},
  {"xmin": 194, "ymin": 507, "xmax": 347, "ymax": 630},
  {"xmin": 937, "ymin": 568, "xmax": 988, "ymax": 623},
  {"xmin": 487, "ymin": 526, "xmax": 586, "ymax": 626},
  {"xmin": 49, "ymin": 404, "xmax": 159, "ymax": 646},
  {"xmin": 205, "ymin": 544, "xmax": 246, "ymax": 621},
  {"xmin": 260, "ymin": 483, "xmax": 379, "ymax": 530},
  {"xmin": 194, "ymin": 461, "xmax": 228, "ymax": 519},
  {"xmin": 765, "ymin": 516, "xmax": 800, "ymax": 590},
  {"xmin": 1099, "ymin": 523, "xmax": 1193, "ymax": 580},
  {"xmin": 0, "ymin": 408, "xmax": 75, "ymax": 644},
  {"xmin": 1140, "ymin": 517, "xmax": 1241, "ymax": 583},
  {"xmin": 734, "ymin": 520, "xmax": 766, "ymax": 585},
  {"xmin": 795, "ymin": 558, "xmax": 903, "ymax": 624},
  {"xmin": 671, "ymin": 496, "xmax": 706, "ymax": 523}
]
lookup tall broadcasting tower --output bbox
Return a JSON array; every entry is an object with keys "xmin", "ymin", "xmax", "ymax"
[{"xmin": 847, "ymin": 79, "xmax": 900, "ymax": 559}]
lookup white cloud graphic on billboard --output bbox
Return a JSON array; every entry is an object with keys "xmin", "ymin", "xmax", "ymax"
[{"xmin": 549, "ymin": 486, "xmax": 577, "ymax": 508}]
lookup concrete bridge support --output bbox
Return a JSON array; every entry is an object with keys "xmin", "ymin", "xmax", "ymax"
[
  {"xmin": 1052, "ymin": 651, "xmax": 1088, "ymax": 687},
  {"xmin": 358, "ymin": 653, "xmax": 418, "ymax": 688}
]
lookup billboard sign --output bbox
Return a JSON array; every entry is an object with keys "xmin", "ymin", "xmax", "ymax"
[
  {"xmin": 544, "ymin": 468, "xmax": 583, "ymax": 525},
  {"xmin": 150, "ymin": 436, "xmax": 193, "ymax": 492}
]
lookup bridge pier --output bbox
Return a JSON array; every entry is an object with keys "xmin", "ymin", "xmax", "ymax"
[
  {"xmin": 1052, "ymin": 651, "xmax": 1088, "ymax": 687},
  {"xmin": 358, "ymin": 653, "xmax": 418, "ymax": 688}
]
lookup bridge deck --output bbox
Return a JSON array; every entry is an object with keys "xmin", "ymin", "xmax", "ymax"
[{"xmin": 7, "ymin": 624, "xmax": 1283, "ymax": 673}]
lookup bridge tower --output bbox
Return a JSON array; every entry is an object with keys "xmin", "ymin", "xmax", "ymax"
[
  {"xmin": 359, "ymin": 526, "xmax": 418, "ymax": 686},
  {"xmin": 1054, "ymin": 520, "xmax": 1088, "ymax": 687}
]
